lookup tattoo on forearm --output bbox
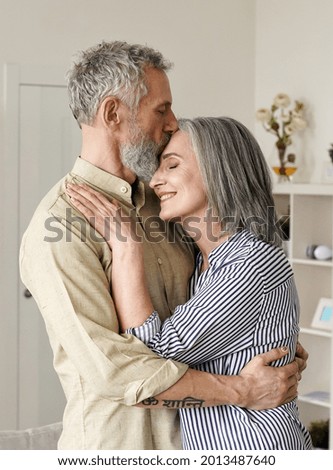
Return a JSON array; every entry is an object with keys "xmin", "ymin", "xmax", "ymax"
[
  {"xmin": 141, "ymin": 396, "xmax": 204, "ymax": 409},
  {"xmin": 141, "ymin": 397, "xmax": 159, "ymax": 406}
]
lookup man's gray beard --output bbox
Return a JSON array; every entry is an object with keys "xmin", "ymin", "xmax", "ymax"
[{"xmin": 120, "ymin": 133, "xmax": 171, "ymax": 181}]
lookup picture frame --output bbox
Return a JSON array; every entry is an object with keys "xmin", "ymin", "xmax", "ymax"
[{"xmin": 311, "ymin": 298, "xmax": 333, "ymax": 331}]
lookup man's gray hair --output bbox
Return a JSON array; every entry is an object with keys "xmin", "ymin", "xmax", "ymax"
[
  {"xmin": 178, "ymin": 116, "xmax": 283, "ymax": 246},
  {"xmin": 66, "ymin": 41, "xmax": 172, "ymax": 126}
]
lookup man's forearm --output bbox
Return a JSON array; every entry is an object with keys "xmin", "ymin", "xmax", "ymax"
[
  {"xmin": 137, "ymin": 368, "xmax": 241, "ymax": 409},
  {"xmin": 137, "ymin": 348, "xmax": 299, "ymax": 411}
]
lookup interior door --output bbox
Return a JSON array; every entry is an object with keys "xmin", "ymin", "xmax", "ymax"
[{"xmin": 17, "ymin": 77, "xmax": 80, "ymax": 427}]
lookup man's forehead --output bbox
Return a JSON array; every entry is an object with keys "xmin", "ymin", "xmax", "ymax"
[{"xmin": 143, "ymin": 68, "xmax": 172, "ymax": 101}]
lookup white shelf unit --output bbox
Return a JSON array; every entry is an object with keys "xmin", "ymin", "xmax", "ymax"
[{"xmin": 273, "ymin": 183, "xmax": 333, "ymax": 450}]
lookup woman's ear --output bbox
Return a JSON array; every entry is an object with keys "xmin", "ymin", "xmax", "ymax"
[{"xmin": 100, "ymin": 96, "xmax": 120, "ymax": 128}]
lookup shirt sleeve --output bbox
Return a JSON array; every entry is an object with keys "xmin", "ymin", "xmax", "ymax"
[{"xmin": 19, "ymin": 203, "xmax": 188, "ymax": 406}]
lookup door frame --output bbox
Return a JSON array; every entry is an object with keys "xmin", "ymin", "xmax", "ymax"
[{"xmin": 1, "ymin": 64, "xmax": 68, "ymax": 429}]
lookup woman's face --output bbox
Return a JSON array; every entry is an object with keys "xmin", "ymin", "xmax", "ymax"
[{"xmin": 149, "ymin": 130, "xmax": 208, "ymax": 222}]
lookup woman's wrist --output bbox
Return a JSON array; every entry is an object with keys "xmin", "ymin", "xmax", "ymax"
[{"xmin": 111, "ymin": 239, "xmax": 143, "ymax": 261}]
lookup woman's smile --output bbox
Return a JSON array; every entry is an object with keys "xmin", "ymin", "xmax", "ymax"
[{"xmin": 159, "ymin": 192, "xmax": 177, "ymax": 202}]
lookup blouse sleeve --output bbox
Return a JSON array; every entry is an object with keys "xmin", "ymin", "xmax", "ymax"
[
  {"xmin": 126, "ymin": 311, "xmax": 161, "ymax": 344},
  {"xmin": 128, "ymin": 262, "xmax": 265, "ymax": 366},
  {"xmin": 127, "ymin": 246, "xmax": 298, "ymax": 367}
]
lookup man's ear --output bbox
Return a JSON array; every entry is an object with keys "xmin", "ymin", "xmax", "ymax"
[{"xmin": 100, "ymin": 96, "xmax": 120, "ymax": 128}]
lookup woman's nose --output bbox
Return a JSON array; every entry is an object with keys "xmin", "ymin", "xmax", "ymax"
[{"xmin": 149, "ymin": 168, "xmax": 164, "ymax": 189}]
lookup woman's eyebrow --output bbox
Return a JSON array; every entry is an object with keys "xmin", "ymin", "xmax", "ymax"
[{"xmin": 161, "ymin": 152, "xmax": 183, "ymax": 160}]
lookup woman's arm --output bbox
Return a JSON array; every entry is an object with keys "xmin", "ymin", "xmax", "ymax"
[{"xmin": 110, "ymin": 231, "xmax": 155, "ymax": 332}]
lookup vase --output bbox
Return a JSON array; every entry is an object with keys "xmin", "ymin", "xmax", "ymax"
[{"xmin": 271, "ymin": 145, "xmax": 297, "ymax": 183}]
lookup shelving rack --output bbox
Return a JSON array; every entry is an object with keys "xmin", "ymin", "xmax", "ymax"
[{"xmin": 273, "ymin": 183, "xmax": 333, "ymax": 449}]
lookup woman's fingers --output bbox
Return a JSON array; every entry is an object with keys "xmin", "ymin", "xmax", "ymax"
[
  {"xmin": 65, "ymin": 184, "xmax": 116, "ymax": 239},
  {"xmin": 65, "ymin": 182, "xmax": 137, "ymax": 248},
  {"xmin": 66, "ymin": 183, "xmax": 119, "ymax": 215}
]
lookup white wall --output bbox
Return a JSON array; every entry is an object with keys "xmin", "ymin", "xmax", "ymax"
[{"xmin": 255, "ymin": 0, "xmax": 333, "ymax": 183}]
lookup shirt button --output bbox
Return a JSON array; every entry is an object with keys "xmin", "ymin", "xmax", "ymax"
[
  {"xmin": 120, "ymin": 186, "xmax": 128, "ymax": 193},
  {"xmin": 157, "ymin": 258, "xmax": 163, "ymax": 265}
]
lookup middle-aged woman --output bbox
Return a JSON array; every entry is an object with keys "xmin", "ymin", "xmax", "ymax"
[{"xmin": 66, "ymin": 116, "xmax": 312, "ymax": 450}]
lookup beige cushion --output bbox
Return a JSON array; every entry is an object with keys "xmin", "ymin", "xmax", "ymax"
[{"xmin": 0, "ymin": 422, "xmax": 62, "ymax": 450}]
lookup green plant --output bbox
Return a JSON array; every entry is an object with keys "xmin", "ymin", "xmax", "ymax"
[{"xmin": 308, "ymin": 419, "xmax": 329, "ymax": 449}]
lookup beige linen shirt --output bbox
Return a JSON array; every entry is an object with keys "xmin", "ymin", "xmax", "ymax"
[{"xmin": 19, "ymin": 157, "xmax": 195, "ymax": 450}]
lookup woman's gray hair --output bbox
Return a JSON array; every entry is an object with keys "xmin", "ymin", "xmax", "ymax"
[
  {"xmin": 66, "ymin": 41, "xmax": 172, "ymax": 126},
  {"xmin": 178, "ymin": 117, "xmax": 283, "ymax": 246}
]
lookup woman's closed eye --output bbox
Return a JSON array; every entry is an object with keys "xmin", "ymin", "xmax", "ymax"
[
  {"xmin": 168, "ymin": 163, "xmax": 178, "ymax": 169},
  {"xmin": 158, "ymin": 153, "xmax": 183, "ymax": 172},
  {"xmin": 164, "ymin": 157, "xmax": 180, "ymax": 170}
]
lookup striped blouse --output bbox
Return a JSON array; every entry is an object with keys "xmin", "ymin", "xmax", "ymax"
[{"xmin": 128, "ymin": 229, "xmax": 312, "ymax": 450}]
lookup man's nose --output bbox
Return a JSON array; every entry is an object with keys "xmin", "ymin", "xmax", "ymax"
[{"xmin": 163, "ymin": 109, "xmax": 178, "ymax": 134}]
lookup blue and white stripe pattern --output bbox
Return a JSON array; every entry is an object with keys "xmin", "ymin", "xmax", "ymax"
[{"xmin": 128, "ymin": 229, "xmax": 312, "ymax": 450}]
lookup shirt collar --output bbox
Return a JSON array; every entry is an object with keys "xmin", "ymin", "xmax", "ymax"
[
  {"xmin": 206, "ymin": 229, "xmax": 253, "ymax": 267},
  {"xmin": 69, "ymin": 157, "xmax": 145, "ymax": 208}
]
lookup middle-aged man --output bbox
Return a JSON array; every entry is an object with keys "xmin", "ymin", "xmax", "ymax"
[{"xmin": 19, "ymin": 41, "xmax": 307, "ymax": 450}]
